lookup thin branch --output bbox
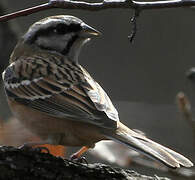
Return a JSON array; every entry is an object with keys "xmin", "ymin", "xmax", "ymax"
[
  {"xmin": 1, "ymin": 0, "xmax": 195, "ymax": 22},
  {"xmin": 50, "ymin": 0, "xmax": 131, "ymax": 10},
  {"xmin": 133, "ymin": 0, "xmax": 195, "ymax": 9},
  {"xmin": 128, "ymin": 9, "xmax": 140, "ymax": 43},
  {"xmin": 177, "ymin": 92, "xmax": 193, "ymax": 123},
  {"xmin": 176, "ymin": 92, "xmax": 195, "ymax": 141}
]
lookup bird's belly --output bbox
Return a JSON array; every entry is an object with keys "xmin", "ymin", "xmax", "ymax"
[{"xmin": 8, "ymin": 99, "xmax": 105, "ymax": 147}]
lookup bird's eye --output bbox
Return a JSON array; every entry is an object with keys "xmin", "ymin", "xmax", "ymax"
[{"xmin": 53, "ymin": 29, "xmax": 58, "ymax": 33}]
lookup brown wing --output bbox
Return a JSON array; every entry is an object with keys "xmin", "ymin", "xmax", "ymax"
[{"xmin": 3, "ymin": 56, "xmax": 118, "ymax": 129}]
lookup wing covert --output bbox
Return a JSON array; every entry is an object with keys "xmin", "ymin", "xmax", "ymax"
[{"xmin": 3, "ymin": 56, "xmax": 119, "ymax": 129}]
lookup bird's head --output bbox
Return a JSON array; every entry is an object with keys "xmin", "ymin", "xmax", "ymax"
[{"xmin": 18, "ymin": 15, "xmax": 100, "ymax": 62}]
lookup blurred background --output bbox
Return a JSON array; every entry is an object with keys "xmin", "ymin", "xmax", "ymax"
[{"xmin": 0, "ymin": 0, "xmax": 195, "ymax": 179}]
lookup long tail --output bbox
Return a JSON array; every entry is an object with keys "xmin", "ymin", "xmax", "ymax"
[{"xmin": 104, "ymin": 121, "xmax": 193, "ymax": 168}]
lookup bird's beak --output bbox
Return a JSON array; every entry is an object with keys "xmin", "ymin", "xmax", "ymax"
[{"xmin": 80, "ymin": 23, "xmax": 101, "ymax": 37}]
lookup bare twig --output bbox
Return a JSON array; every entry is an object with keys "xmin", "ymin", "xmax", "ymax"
[
  {"xmin": 1, "ymin": 0, "xmax": 195, "ymax": 22},
  {"xmin": 0, "ymin": 3, "xmax": 51, "ymax": 22},
  {"xmin": 128, "ymin": 9, "xmax": 140, "ymax": 43},
  {"xmin": 176, "ymin": 92, "xmax": 195, "ymax": 140},
  {"xmin": 177, "ymin": 92, "xmax": 193, "ymax": 122}
]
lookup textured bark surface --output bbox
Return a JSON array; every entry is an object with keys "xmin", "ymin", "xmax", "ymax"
[{"xmin": 0, "ymin": 146, "xmax": 170, "ymax": 180}]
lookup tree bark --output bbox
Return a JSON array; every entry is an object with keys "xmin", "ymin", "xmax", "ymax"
[{"xmin": 0, "ymin": 146, "xmax": 170, "ymax": 180}]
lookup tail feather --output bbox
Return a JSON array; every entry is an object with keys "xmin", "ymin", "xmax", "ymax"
[
  {"xmin": 147, "ymin": 140, "xmax": 193, "ymax": 167},
  {"xmin": 105, "ymin": 122, "xmax": 193, "ymax": 168}
]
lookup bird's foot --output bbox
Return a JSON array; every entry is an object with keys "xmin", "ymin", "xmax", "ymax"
[{"xmin": 70, "ymin": 154, "xmax": 88, "ymax": 164}]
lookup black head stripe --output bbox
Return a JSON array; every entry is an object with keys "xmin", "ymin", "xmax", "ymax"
[
  {"xmin": 62, "ymin": 35, "xmax": 78, "ymax": 55},
  {"xmin": 26, "ymin": 23, "xmax": 81, "ymax": 44},
  {"xmin": 55, "ymin": 23, "xmax": 81, "ymax": 35}
]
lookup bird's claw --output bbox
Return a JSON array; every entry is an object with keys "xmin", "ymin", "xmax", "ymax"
[{"xmin": 70, "ymin": 154, "xmax": 88, "ymax": 164}]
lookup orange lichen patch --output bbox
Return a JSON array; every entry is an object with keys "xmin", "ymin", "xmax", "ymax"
[{"xmin": 34, "ymin": 144, "xmax": 66, "ymax": 157}]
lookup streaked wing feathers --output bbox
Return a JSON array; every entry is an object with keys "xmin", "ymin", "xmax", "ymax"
[
  {"xmin": 80, "ymin": 67, "xmax": 119, "ymax": 122},
  {"xmin": 3, "ymin": 56, "xmax": 118, "ymax": 129}
]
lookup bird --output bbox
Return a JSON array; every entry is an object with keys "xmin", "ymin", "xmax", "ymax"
[{"xmin": 2, "ymin": 15, "xmax": 193, "ymax": 168}]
